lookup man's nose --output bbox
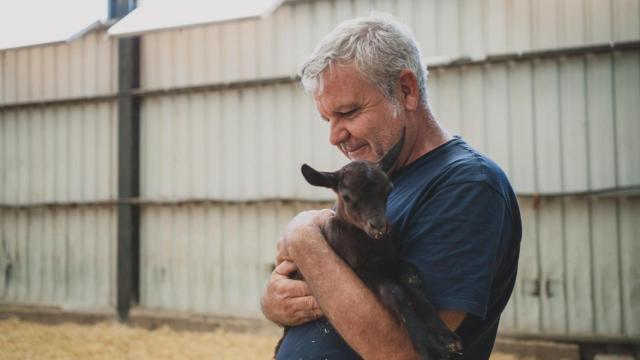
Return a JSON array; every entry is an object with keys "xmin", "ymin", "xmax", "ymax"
[{"xmin": 329, "ymin": 120, "xmax": 349, "ymax": 146}]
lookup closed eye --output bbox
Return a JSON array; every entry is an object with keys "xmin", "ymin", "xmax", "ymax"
[{"xmin": 338, "ymin": 108, "xmax": 359, "ymax": 118}]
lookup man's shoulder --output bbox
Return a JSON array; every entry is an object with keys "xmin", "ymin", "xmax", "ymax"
[
  {"xmin": 401, "ymin": 137, "xmax": 509, "ymax": 190},
  {"xmin": 389, "ymin": 139, "xmax": 509, "ymax": 224}
]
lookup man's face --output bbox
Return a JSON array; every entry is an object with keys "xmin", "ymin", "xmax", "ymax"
[{"xmin": 314, "ymin": 64, "xmax": 404, "ymax": 162}]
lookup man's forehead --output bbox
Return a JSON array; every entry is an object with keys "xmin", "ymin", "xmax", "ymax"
[{"xmin": 314, "ymin": 67, "xmax": 367, "ymax": 110}]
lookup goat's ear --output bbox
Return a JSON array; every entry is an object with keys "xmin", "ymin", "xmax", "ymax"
[
  {"xmin": 301, "ymin": 164, "xmax": 338, "ymax": 189},
  {"xmin": 378, "ymin": 127, "xmax": 406, "ymax": 174}
]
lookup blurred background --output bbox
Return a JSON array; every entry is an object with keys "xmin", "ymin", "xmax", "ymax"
[{"xmin": 0, "ymin": 0, "xmax": 638, "ymax": 358}]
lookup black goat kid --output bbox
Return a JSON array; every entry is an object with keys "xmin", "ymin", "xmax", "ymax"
[{"xmin": 276, "ymin": 132, "xmax": 462, "ymax": 359}]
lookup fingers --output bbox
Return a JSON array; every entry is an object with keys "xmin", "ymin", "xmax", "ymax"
[
  {"xmin": 262, "ymin": 265, "xmax": 323, "ymax": 326},
  {"xmin": 271, "ymin": 274, "xmax": 312, "ymax": 299},
  {"xmin": 275, "ymin": 237, "xmax": 291, "ymax": 265},
  {"xmin": 312, "ymin": 208, "xmax": 335, "ymax": 227},
  {"xmin": 288, "ymin": 296, "xmax": 324, "ymax": 325},
  {"xmin": 274, "ymin": 260, "xmax": 298, "ymax": 277},
  {"xmin": 285, "ymin": 209, "xmax": 333, "ymax": 234}
]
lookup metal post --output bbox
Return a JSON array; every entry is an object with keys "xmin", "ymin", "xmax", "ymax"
[
  {"xmin": 113, "ymin": 0, "xmax": 140, "ymax": 321},
  {"xmin": 109, "ymin": 0, "xmax": 136, "ymax": 20}
]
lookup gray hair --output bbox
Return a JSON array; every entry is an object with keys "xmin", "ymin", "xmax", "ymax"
[{"xmin": 300, "ymin": 15, "xmax": 429, "ymax": 108}]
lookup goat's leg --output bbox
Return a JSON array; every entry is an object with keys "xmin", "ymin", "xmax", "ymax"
[
  {"xmin": 399, "ymin": 265, "xmax": 463, "ymax": 359},
  {"xmin": 375, "ymin": 281, "xmax": 433, "ymax": 360}
]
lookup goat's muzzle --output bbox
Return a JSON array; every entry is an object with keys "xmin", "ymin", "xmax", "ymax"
[{"xmin": 367, "ymin": 222, "xmax": 389, "ymax": 240}]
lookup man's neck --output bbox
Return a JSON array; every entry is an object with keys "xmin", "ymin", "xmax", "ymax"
[{"xmin": 402, "ymin": 108, "xmax": 452, "ymax": 167}]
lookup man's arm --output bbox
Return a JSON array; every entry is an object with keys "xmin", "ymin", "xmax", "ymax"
[
  {"xmin": 288, "ymin": 223, "xmax": 417, "ymax": 359},
  {"xmin": 262, "ymin": 209, "xmax": 467, "ymax": 358},
  {"xmin": 440, "ymin": 310, "xmax": 466, "ymax": 331},
  {"xmin": 282, "ymin": 209, "xmax": 418, "ymax": 360}
]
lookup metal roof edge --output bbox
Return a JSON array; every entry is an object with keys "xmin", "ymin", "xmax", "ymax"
[{"xmin": 0, "ymin": 19, "xmax": 113, "ymax": 52}]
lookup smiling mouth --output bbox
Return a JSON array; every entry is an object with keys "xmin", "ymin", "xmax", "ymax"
[{"xmin": 344, "ymin": 144, "xmax": 367, "ymax": 158}]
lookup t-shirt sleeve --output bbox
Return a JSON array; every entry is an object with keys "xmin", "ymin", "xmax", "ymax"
[{"xmin": 401, "ymin": 180, "xmax": 508, "ymax": 319}]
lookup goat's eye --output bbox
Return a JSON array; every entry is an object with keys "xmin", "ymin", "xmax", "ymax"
[{"xmin": 342, "ymin": 194, "xmax": 351, "ymax": 203}]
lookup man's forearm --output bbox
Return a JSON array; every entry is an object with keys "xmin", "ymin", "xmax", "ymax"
[{"xmin": 288, "ymin": 233, "xmax": 418, "ymax": 360}]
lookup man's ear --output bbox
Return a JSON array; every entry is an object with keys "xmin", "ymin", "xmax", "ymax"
[
  {"xmin": 301, "ymin": 164, "xmax": 338, "ymax": 189},
  {"xmin": 398, "ymin": 69, "xmax": 419, "ymax": 112}
]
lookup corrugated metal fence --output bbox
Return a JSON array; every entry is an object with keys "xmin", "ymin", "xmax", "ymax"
[{"xmin": 1, "ymin": 0, "xmax": 639, "ymax": 340}]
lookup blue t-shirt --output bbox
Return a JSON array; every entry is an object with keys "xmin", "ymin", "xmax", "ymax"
[{"xmin": 277, "ymin": 137, "xmax": 522, "ymax": 360}]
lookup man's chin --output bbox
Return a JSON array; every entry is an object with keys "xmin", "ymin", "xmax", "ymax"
[{"xmin": 346, "ymin": 145, "xmax": 377, "ymax": 161}]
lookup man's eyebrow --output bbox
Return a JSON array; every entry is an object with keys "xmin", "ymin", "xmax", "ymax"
[{"xmin": 332, "ymin": 103, "xmax": 360, "ymax": 113}]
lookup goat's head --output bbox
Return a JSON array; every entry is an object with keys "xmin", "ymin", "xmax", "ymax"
[{"xmin": 301, "ymin": 129, "xmax": 405, "ymax": 239}]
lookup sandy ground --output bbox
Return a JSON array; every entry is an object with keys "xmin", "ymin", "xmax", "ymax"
[{"xmin": 0, "ymin": 317, "xmax": 530, "ymax": 360}]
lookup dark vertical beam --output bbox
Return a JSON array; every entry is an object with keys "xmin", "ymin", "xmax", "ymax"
[
  {"xmin": 114, "ymin": 0, "xmax": 140, "ymax": 321},
  {"xmin": 116, "ymin": 36, "xmax": 140, "ymax": 321},
  {"xmin": 109, "ymin": 0, "xmax": 135, "ymax": 19}
]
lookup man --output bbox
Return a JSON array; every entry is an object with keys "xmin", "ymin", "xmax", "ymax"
[{"xmin": 261, "ymin": 16, "xmax": 521, "ymax": 360}]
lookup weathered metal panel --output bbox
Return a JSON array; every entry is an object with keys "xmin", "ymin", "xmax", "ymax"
[
  {"xmin": 484, "ymin": 64, "xmax": 510, "ymax": 175},
  {"xmin": 534, "ymin": 59, "xmax": 563, "ymax": 194},
  {"xmin": 426, "ymin": 50, "xmax": 639, "ymax": 195},
  {"xmin": 50, "ymin": 102, "xmax": 118, "ymax": 203},
  {"xmin": 0, "ymin": 207, "xmax": 117, "ymax": 308},
  {"xmin": 508, "ymin": 0, "xmax": 532, "ymax": 53},
  {"xmin": 559, "ymin": 57, "xmax": 589, "ymax": 193},
  {"xmin": 514, "ymin": 197, "xmax": 541, "ymax": 332},
  {"xmin": 137, "ymin": 0, "xmax": 640, "ymax": 90},
  {"xmin": 533, "ymin": 0, "xmax": 560, "ymax": 50},
  {"xmin": 2, "ymin": 50, "xmax": 17, "ymax": 103},
  {"xmin": 460, "ymin": 0, "xmax": 484, "ymax": 58},
  {"xmin": 16, "ymin": 111, "xmax": 30, "ymax": 203},
  {"xmin": 55, "ymin": 41, "xmax": 71, "ymax": 100},
  {"xmin": 16, "ymin": 48, "xmax": 29, "ymax": 103},
  {"xmin": 591, "ymin": 198, "xmax": 623, "ymax": 334},
  {"xmin": 139, "ymin": 201, "xmax": 331, "ymax": 316},
  {"xmin": 460, "ymin": 65, "xmax": 485, "ymax": 151},
  {"xmin": 0, "ymin": 29, "xmax": 116, "ymax": 105},
  {"xmin": 0, "ymin": 96, "xmax": 117, "ymax": 308},
  {"xmin": 0, "ymin": 51, "xmax": 4, "ymax": 103},
  {"xmin": 413, "ymin": 0, "xmax": 437, "ymax": 58},
  {"xmin": 619, "ymin": 197, "xmax": 640, "ymax": 336},
  {"xmin": 586, "ymin": 53, "xmax": 617, "ymax": 190},
  {"xmin": 561, "ymin": 0, "xmax": 587, "ymax": 47},
  {"xmin": 29, "ymin": 109, "xmax": 45, "ymax": 203},
  {"xmin": 614, "ymin": 51, "xmax": 640, "ymax": 188},
  {"xmin": 613, "ymin": 0, "xmax": 640, "ymax": 42},
  {"xmin": 1, "ymin": 111, "xmax": 17, "ymax": 203},
  {"xmin": 563, "ymin": 197, "xmax": 594, "ymax": 333},
  {"xmin": 43, "ymin": 107, "xmax": 57, "ymax": 202},
  {"xmin": 586, "ymin": 0, "xmax": 613, "ymax": 44},
  {"xmin": 486, "ymin": 0, "xmax": 508, "ymax": 54},
  {"xmin": 502, "ymin": 196, "xmax": 640, "ymax": 338},
  {"xmin": 436, "ymin": 0, "xmax": 460, "ymax": 58},
  {"xmin": 538, "ymin": 198, "xmax": 567, "ymax": 333},
  {"xmin": 140, "ymin": 85, "xmax": 345, "ymax": 202},
  {"xmin": 434, "ymin": 68, "xmax": 462, "ymax": 136},
  {"xmin": 54, "ymin": 107, "xmax": 70, "ymax": 202},
  {"xmin": 507, "ymin": 61, "xmax": 536, "ymax": 194}
]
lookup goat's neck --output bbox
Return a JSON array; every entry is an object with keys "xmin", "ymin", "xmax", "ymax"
[{"xmin": 332, "ymin": 200, "xmax": 366, "ymax": 236}]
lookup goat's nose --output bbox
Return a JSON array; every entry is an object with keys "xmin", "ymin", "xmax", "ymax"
[{"xmin": 368, "ymin": 219, "xmax": 386, "ymax": 232}]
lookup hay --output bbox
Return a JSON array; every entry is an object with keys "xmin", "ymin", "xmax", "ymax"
[{"xmin": 0, "ymin": 317, "xmax": 533, "ymax": 359}]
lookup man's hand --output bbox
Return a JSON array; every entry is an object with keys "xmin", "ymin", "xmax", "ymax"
[
  {"xmin": 261, "ymin": 260, "xmax": 323, "ymax": 326},
  {"xmin": 281, "ymin": 209, "xmax": 334, "ymax": 259},
  {"xmin": 261, "ymin": 209, "xmax": 334, "ymax": 327}
]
